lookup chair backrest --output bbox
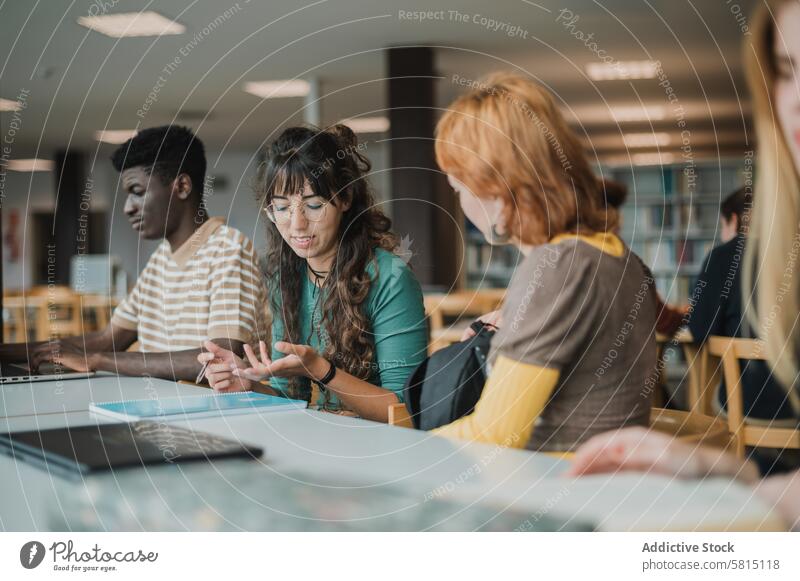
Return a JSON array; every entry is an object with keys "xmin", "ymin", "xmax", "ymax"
[
  {"xmin": 2, "ymin": 300, "xmax": 27, "ymax": 342},
  {"xmin": 649, "ymin": 407, "xmax": 730, "ymax": 448},
  {"xmin": 671, "ymin": 328, "xmax": 718, "ymax": 415},
  {"xmin": 707, "ymin": 335, "xmax": 800, "ymax": 458},
  {"xmin": 33, "ymin": 291, "xmax": 83, "ymax": 340},
  {"xmin": 387, "ymin": 403, "xmax": 413, "ymax": 428},
  {"xmin": 424, "ymin": 290, "xmax": 505, "ymax": 354},
  {"xmin": 424, "ymin": 291, "xmax": 504, "ymax": 323}
]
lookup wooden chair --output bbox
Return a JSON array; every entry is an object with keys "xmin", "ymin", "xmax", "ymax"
[
  {"xmin": 670, "ymin": 328, "xmax": 721, "ymax": 416},
  {"xmin": 387, "ymin": 404, "xmax": 730, "ymax": 450},
  {"xmin": 653, "ymin": 333, "xmax": 675, "ymax": 408},
  {"xmin": 649, "ymin": 407, "xmax": 730, "ymax": 449},
  {"xmin": 26, "ymin": 286, "xmax": 83, "ymax": 340},
  {"xmin": 80, "ymin": 294, "xmax": 119, "ymax": 332},
  {"xmin": 707, "ymin": 336, "xmax": 800, "ymax": 458},
  {"xmin": 2, "ymin": 292, "xmax": 28, "ymax": 342},
  {"xmin": 388, "ymin": 403, "xmax": 413, "ymax": 428},
  {"xmin": 424, "ymin": 290, "xmax": 505, "ymax": 354}
]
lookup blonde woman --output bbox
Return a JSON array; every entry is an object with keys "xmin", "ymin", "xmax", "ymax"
[
  {"xmin": 431, "ymin": 72, "xmax": 658, "ymax": 453},
  {"xmin": 569, "ymin": 0, "xmax": 800, "ymax": 530}
]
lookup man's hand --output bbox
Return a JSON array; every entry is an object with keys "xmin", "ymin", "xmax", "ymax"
[
  {"xmin": 30, "ymin": 340, "xmax": 89, "ymax": 371},
  {"xmin": 29, "ymin": 341, "xmax": 63, "ymax": 371},
  {"xmin": 52, "ymin": 348, "xmax": 98, "ymax": 373}
]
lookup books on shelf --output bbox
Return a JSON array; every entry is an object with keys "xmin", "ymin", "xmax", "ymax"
[
  {"xmin": 605, "ymin": 160, "xmax": 743, "ymax": 304},
  {"xmin": 464, "ymin": 236, "xmax": 519, "ymax": 286},
  {"xmin": 462, "ymin": 161, "xmax": 741, "ymax": 303},
  {"xmin": 654, "ymin": 276, "xmax": 694, "ymax": 306},
  {"xmin": 632, "ymin": 238, "xmax": 711, "ymax": 273}
]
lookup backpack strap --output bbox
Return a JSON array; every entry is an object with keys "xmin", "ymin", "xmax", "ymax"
[{"xmin": 403, "ymin": 359, "xmax": 428, "ymax": 429}]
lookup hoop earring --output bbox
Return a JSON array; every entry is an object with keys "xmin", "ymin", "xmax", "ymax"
[{"xmin": 490, "ymin": 223, "xmax": 511, "ymax": 244}]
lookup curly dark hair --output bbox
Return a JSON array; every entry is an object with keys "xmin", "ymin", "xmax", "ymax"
[
  {"xmin": 258, "ymin": 124, "xmax": 398, "ymax": 401},
  {"xmin": 111, "ymin": 125, "xmax": 206, "ymax": 197}
]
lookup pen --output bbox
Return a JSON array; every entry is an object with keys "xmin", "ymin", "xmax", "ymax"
[{"xmin": 196, "ymin": 360, "xmax": 210, "ymax": 384}]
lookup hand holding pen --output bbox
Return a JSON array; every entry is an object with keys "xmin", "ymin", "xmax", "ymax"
[{"xmin": 196, "ymin": 341, "xmax": 253, "ymax": 392}]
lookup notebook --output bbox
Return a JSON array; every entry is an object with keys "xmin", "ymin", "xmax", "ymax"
[
  {"xmin": 90, "ymin": 391, "xmax": 307, "ymax": 421},
  {"xmin": 0, "ymin": 422, "xmax": 263, "ymax": 480}
]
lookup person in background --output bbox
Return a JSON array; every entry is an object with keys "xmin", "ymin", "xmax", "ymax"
[
  {"xmin": 198, "ymin": 125, "xmax": 427, "ymax": 423},
  {"xmin": 568, "ymin": 0, "xmax": 800, "ymax": 531},
  {"xmin": 719, "ymin": 186, "xmax": 751, "ymax": 244},
  {"xmin": 688, "ymin": 187, "xmax": 796, "ymax": 464},
  {"xmin": 432, "ymin": 71, "xmax": 658, "ymax": 453},
  {"xmin": 0, "ymin": 125, "xmax": 269, "ymax": 381}
]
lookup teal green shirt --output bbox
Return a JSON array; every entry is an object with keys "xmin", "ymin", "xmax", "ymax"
[{"xmin": 269, "ymin": 248, "xmax": 427, "ymax": 408}]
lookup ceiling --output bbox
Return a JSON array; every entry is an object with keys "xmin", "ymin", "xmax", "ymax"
[{"xmin": 0, "ymin": 0, "xmax": 758, "ymax": 163}]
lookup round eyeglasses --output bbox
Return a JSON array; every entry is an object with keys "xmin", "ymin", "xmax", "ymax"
[{"xmin": 264, "ymin": 199, "xmax": 329, "ymax": 224}]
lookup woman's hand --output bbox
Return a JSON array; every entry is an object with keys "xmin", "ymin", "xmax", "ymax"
[
  {"xmin": 566, "ymin": 427, "xmax": 708, "ymax": 479},
  {"xmin": 197, "ymin": 340, "xmax": 252, "ymax": 392},
  {"xmin": 460, "ymin": 309, "xmax": 503, "ymax": 341},
  {"xmin": 234, "ymin": 340, "xmax": 329, "ymax": 382},
  {"xmin": 566, "ymin": 426, "xmax": 760, "ymax": 483}
]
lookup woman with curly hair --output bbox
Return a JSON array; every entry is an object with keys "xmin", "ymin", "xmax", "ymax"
[{"xmin": 198, "ymin": 125, "xmax": 427, "ymax": 422}]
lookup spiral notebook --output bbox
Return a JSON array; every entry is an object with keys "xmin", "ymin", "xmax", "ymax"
[{"xmin": 90, "ymin": 391, "xmax": 307, "ymax": 422}]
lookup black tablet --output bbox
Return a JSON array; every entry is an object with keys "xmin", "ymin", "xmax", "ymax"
[{"xmin": 0, "ymin": 421, "xmax": 263, "ymax": 479}]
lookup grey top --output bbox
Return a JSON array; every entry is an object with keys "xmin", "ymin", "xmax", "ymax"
[{"xmin": 489, "ymin": 235, "xmax": 658, "ymax": 452}]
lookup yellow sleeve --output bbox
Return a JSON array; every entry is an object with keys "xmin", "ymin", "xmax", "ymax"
[{"xmin": 431, "ymin": 355, "xmax": 559, "ymax": 448}]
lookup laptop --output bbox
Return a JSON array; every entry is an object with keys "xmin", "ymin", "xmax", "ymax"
[
  {"xmin": 0, "ymin": 421, "xmax": 263, "ymax": 480},
  {"xmin": 0, "ymin": 362, "xmax": 95, "ymax": 384}
]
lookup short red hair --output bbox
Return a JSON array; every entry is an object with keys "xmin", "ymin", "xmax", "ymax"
[{"xmin": 435, "ymin": 72, "xmax": 615, "ymax": 245}]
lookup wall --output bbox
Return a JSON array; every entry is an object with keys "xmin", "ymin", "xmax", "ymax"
[{"xmin": 1, "ymin": 169, "xmax": 69, "ymax": 290}]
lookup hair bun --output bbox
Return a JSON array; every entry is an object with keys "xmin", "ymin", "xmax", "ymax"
[
  {"xmin": 327, "ymin": 123, "xmax": 359, "ymax": 148},
  {"xmin": 600, "ymin": 178, "xmax": 628, "ymax": 210}
]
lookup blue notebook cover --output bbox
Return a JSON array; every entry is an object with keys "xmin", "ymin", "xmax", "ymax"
[{"xmin": 90, "ymin": 392, "xmax": 307, "ymax": 421}]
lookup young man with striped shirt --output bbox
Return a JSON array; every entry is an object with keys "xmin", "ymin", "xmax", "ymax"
[{"xmin": 1, "ymin": 125, "xmax": 269, "ymax": 381}]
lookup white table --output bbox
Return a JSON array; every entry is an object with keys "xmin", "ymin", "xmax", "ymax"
[{"xmin": 0, "ymin": 375, "xmax": 786, "ymax": 531}]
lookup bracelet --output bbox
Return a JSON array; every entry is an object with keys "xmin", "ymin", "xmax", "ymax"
[{"xmin": 316, "ymin": 359, "xmax": 337, "ymax": 386}]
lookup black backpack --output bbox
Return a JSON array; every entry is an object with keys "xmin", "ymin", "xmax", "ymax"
[{"xmin": 403, "ymin": 321, "xmax": 495, "ymax": 430}]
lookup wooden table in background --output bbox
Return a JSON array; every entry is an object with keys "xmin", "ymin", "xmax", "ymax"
[{"xmin": 2, "ymin": 292, "xmax": 119, "ymax": 341}]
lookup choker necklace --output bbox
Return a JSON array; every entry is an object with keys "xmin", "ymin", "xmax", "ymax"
[{"xmin": 307, "ymin": 263, "xmax": 329, "ymax": 287}]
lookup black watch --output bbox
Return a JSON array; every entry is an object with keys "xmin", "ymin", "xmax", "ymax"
[{"xmin": 317, "ymin": 359, "xmax": 337, "ymax": 386}]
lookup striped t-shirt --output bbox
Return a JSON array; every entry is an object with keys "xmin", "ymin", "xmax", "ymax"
[{"xmin": 111, "ymin": 217, "xmax": 270, "ymax": 352}]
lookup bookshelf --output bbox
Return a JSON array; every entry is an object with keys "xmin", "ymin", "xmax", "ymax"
[
  {"xmin": 605, "ymin": 159, "xmax": 745, "ymax": 305},
  {"xmin": 463, "ymin": 223, "xmax": 521, "ymax": 289},
  {"xmin": 462, "ymin": 160, "xmax": 746, "ymax": 307}
]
